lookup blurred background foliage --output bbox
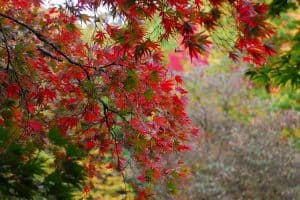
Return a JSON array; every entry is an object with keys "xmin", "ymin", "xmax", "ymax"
[{"xmin": 181, "ymin": 57, "xmax": 299, "ymax": 199}]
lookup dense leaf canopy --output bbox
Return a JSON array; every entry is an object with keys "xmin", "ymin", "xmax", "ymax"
[{"xmin": 0, "ymin": 0, "xmax": 277, "ymax": 199}]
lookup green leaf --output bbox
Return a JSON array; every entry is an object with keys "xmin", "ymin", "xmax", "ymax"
[
  {"xmin": 150, "ymin": 70, "xmax": 159, "ymax": 81},
  {"xmin": 0, "ymin": 126, "xmax": 9, "ymax": 145},
  {"xmin": 112, "ymin": 125, "xmax": 124, "ymax": 139},
  {"xmin": 144, "ymin": 89, "xmax": 154, "ymax": 100},
  {"xmin": 49, "ymin": 128, "xmax": 68, "ymax": 146},
  {"xmin": 124, "ymin": 70, "xmax": 138, "ymax": 92},
  {"xmin": 167, "ymin": 179, "xmax": 177, "ymax": 194},
  {"xmin": 8, "ymin": 142, "xmax": 23, "ymax": 155},
  {"xmin": 66, "ymin": 145, "xmax": 85, "ymax": 159}
]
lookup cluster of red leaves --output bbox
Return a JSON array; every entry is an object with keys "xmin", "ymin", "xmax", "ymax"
[
  {"xmin": 0, "ymin": 0, "xmax": 275, "ymax": 198},
  {"xmin": 233, "ymin": 1, "xmax": 276, "ymax": 65}
]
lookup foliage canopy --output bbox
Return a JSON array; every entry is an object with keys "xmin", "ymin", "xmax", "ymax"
[{"xmin": 0, "ymin": 0, "xmax": 278, "ymax": 198}]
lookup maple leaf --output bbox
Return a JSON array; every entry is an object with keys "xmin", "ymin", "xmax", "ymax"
[
  {"xmin": 95, "ymin": 31, "xmax": 106, "ymax": 44},
  {"xmin": 58, "ymin": 117, "xmax": 79, "ymax": 129},
  {"xmin": 27, "ymin": 120, "xmax": 42, "ymax": 132},
  {"xmin": 229, "ymin": 51, "xmax": 239, "ymax": 62},
  {"xmin": 175, "ymin": 75, "xmax": 184, "ymax": 84},
  {"xmin": 27, "ymin": 102, "xmax": 36, "ymax": 114},
  {"xmin": 138, "ymin": 190, "xmax": 147, "ymax": 200},
  {"xmin": 7, "ymin": 84, "xmax": 20, "ymax": 99},
  {"xmin": 15, "ymin": 0, "xmax": 30, "ymax": 8},
  {"xmin": 83, "ymin": 186, "xmax": 91, "ymax": 194},
  {"xmin": 181, "ymin": 21, "xmax": 195, "ymax": 35},
  {"xmin": 84, "ymin": 104, "xmax": 101, "ymax": 123},
  {"xmin": 43, "ymin": 88, "xmax": 56, "ymax": 102},
  {"xmin": 0, "ymin": 118, "xmax": 5, "ymax": 125},
  {"xmin": 134, "ymin": 39, "xmax": 159, "ymax": 60},
  {"xmin": 160, "ymin": 80, "xmax": 174, "ymax": 92},
  {"xmin": 182, "ymin": 33, "xmax": 211, "ymax": 60},
  {"xmin": 0, "ymin": 71, "xmax": 8, "ymax": 84},
  {"xmin": 264, "ymin": 43, "xmax": 277, "ymax": 56},
  {"xmin": 137, "ymin": 174, "xmax": 147, "ymax": 182},
  {"xmin": 177, "ymin": 144, "xmax": 191, "ymax": 151},
  {"xmin": 85, "ymin": 140, "xmax": 95, "ymax": 149}
]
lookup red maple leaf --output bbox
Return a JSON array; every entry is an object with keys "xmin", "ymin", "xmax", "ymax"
[
  {"xmin": 7, "ymin": 84, "xmax": 20, "ymax": 99},
  {"xmin": 27, "ymin": 120, "xmax": 42, "ymax": 132},
  {"xmin": 85, "ymin": 140, "xmax": 96, "ymax": 149}
]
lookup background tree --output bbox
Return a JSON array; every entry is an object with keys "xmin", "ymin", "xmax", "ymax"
[{"xmin": 179, "ymin": 58, "xmax": 300, "ymax": 200}]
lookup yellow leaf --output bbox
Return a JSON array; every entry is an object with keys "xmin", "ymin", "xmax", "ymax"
[{"xmin": 294, "ymin": 128, "xmax": 300, "ymax": 138}]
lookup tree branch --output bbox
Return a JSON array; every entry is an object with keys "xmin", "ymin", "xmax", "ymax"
[
  {"xmin": 37, "ymin": 46, "xmax": 63, "ymax": 62},
  {"xmin": 0, "ymin": 12, "xmax": 92, "ymax": 79},
  {"xmin": 0, "ymin": 22, "xmax": 11, "ymax": 70}
]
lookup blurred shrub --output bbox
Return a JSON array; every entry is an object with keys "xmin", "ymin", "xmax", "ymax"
[{"xmin": 179, "ymin": 62, "xmax": 300, "ymax": 200}]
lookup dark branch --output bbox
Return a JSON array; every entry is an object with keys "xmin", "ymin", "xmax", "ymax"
[
  {"xmin": 99, "ymin": 99, "xmax": 129, "ymax": 123},
  {"xmin": 37, "ymin": 46, "xmax": 63, "ymax": 62},
  {"xmin": 0, "ymin": 12, "xmax": 92, "ymax": 79},
  {"xmin": 0, "ymin": 23, "xmax": 11, "ymax": 70}
]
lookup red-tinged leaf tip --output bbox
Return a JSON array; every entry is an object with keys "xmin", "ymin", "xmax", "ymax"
[
  {"xmin": 229, "ymin": 52, "xmax": 239, "ymax": 62},
  {"xmin": 192, "ymin": 127, "xmax": 200, "ymax": 136},
  {"xmin": 0, "ymin": 71, "xmax": 8, "ymax": 84},
  {"xmin": 264, "ymin": 43, "xmax": 277, "ymax": 56},
  {"xmin": 177, "ymin": 144, "xmax": 191, "ymax": 151},
  {"xmin": 164, "ymin": 169, "xmax": 172, "ymax": 175},
  {"xmin": 153, "ymin": 168, "xmax": 161, "ymax": 180},
  {"xmin": 254, "ymin": 3, "xmax": 269, "ymax": 14},
  {"xmin": 7, "ymin": 84, "xmax": 20, "ymax": 99},
  {"xmin": 84, "ymin": 104, "xmax": 101, "ymax": 123},
  {"xmin": 15, "ymin": 0, "xmax": 30, "ymax": 8},
  {"xmin": 178, "ymin": 170, "xmax": 189, "ymax": 179},
  {"xmin": 160, "ymin": 80, "xmax": 174, "ymax": 92},
  {"xmin": 27, "ymin": 102, "xmax": 36, "ymax": 114},
  {"xmin": 182, "ymin": 33, "xmax": 211, "ymax": 61},
  {"xmin": 137, "ymin": 174, "xmax": 147, "ymax": 182},
  {"xmin": 0, "ymin": 118, "xmax": 4, "ymax": 125},
  {"xmin": 175, "ymin": 75, "xmax": 184, "ymax": 84},
  {"xmin": 58, "ymin": 117, "xmax": 79, "ymax": 129},
  {"xmin": 137, "ymin": 190, "xmax": 147, "ymax": 200},
  {"xmin": 153, "ymin": 116, "xmax": 168, "ymax": 127},
  {"xmin": 106, "ymin": 163, "xmax": 113, "ymax": 169},
  {"xmin": 83, "ymin": 186, "xmax": 90, "ymax": 194},
  {"xmin": 85, "ymin": 140, "xmax": 95, "ymax": 149},
  {"xmin": 27, "ymin": 120, "xmax": 42, "ymax": 132},
  {"xmin": 177, "ymin": 160, "xmax": 184, "ymax": 165},
  {"xmin": 176, "ymin": 87, "xmax": 188, "ymax": 94},
  {"xmin": 43, "ymin": 88, "xmax": 56, "ymax": 102}
]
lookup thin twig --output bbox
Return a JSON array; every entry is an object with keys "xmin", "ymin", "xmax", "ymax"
[{"xmin": 102, "ymin": 103, "xmax": 128, "ymax": 199}]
